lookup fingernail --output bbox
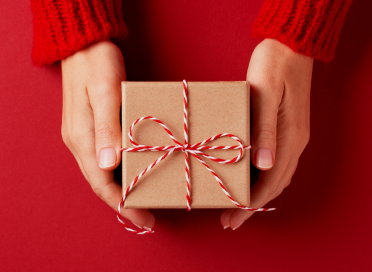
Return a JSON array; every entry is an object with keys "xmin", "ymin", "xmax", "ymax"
[
  {"xmin": 232, "ymin": 222, "xmax": 244, "ymax": 230},
  {"xmin": 132, "ymin": 222, "xmax": 143, "ymax": 229},
  {"xmin": 223, "ymin": 225, "xmax": 230, "ymax": 229},
  {"xmin": 256, "ymin": 148, "xmax": 273, "ymax": 169},
  {"xmin": 99, "ymin": 148, "xmax": 116, "ymax": 168},
  {"xmin": 144, "ymin": 226, "xmax": 152, "ymax": 231}
]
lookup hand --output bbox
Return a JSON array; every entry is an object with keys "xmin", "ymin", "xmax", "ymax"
[
  {"xmin": 221, "ymin": 39, "xmax": 313, "ymax": 230},
  {"xmin": 61, "ymin": 40, "xmax": 154, "ymax": 231}
]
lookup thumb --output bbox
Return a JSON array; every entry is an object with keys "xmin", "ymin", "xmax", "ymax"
[
  {"xmin": 249, "ymin": 80, "xmax": 280, "ymax": 170},
  {"xmin": 90, "ymin": 81, "xmax": 122, "ymax": 171}
]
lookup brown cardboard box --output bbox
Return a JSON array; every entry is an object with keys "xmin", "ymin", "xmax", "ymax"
[{"xmin": 122, "ymin": 81, "xmax": 250, "ymax": 209}]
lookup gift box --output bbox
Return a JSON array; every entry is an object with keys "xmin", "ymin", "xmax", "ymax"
[{"xmin": 121, "ymin": 81, "xmax": 250, "ymax": 209}]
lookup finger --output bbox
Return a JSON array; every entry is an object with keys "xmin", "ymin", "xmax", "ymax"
[
  {"xmin": 266, "ymin": 121, "xmax": 309, "ymax": 202},
  {"xmin": 266, "ymin": 159, "xmax": 298, "ymax": 205},
  {"xmin": 267, "ymin": 141, "xmax": 304, "ymax": 202},
  {"xmin": 62, "ymin": 128, "xmax": 90, "ymax": 181},
  {"xmin": 62, "ymin": 96, "xmax": 90, "ymax": 181},
  {"xmin": 75, "ymin": 130, "xmax": 154, "ymax": 230},
  {"xmin": 88, "ymin": 79, "xmax": 122, "ymax": 171},
  {"xmin": 247, "ymin": 70, "xmax": 282, "ymax": 171},
  {"xmin": 230, "ymin": 65, "xmax": 283, "ymax": 227},
  {"xmin": 228, "ymin": 92, "xmax": 309, "ymax": 230},
  {"xmin": 67, "ymin": 91, "xmax": 153, "ymax": 230},
  {"xmin": 145, "ymin": 211, "xmax": 156, "ymax": 231},
  {"xmin": 228, "ymin": 136, "xmax": 294, "ymax": 230},
  {"xmin": 220, "ymin": 209, "xmax": 234, "ymax": 229},
  {"xmin": 70, "ymin": 148, "xmax": 89, "ymax": 181}
]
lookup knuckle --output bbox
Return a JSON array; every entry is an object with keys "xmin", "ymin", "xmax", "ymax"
[
  {"xmin": 257, "ymin": 123, "xmax": 276, "ymax": 141},
  {"xmin": 61, "ymin": 125, "xmax": 70, "ymax": 146},
  {"xmin": 287, "ymin": 123, "xmax": 302, "ymax": 140},
  {"xmin": 91, "ymin": 184, "xmax": 103, "ymax": 199},
  {"xmin": 97, "ymin": 83, "xmax": 112, "ymax": 96},
  {"xmin": 284, "ymin": 121, "xmax": 310, "ymax": 150},
  {"xmin": 91, "ymin": 182, "xmax": 111, "ymax": 201},
  {"xmin": 275, "ymin": 187, "xmax": 284, "ymax": 198},
  {"xmin": 94, "ymin": 81, "xmax": 116, "ymax": 97},
  {"xmin": 96, "ymin": 123, "xmax": 117, "ymax": 141},
  {"xmin": 267, "ymin": 181, "xmax": 280, "ymax": 196},
  {"xmin": 68, "ymin": 127, "xmax": 89, "ymax": 151},
  {"xmin": 250, "ymin": 73, "xmax": 282, "ymax": 95},
  {"xmin": 303, "ymin": 130, "xmax": 310, "ymax": 145},
  {"xmin": 284, "ymin": 178, "xmax": 292, "ymax": 188},
  {"xmin": 297, "ymin": 129, "xmax": 310, "ymax": 152}
]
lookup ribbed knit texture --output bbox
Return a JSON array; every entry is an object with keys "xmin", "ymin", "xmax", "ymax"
[
  {"xmin": 253, "ymin": 0, "xmax": 352, "ymax": 62},
  {"xmin": 31, "ymin": 0, "xmax": 351, "ymax": 65},
  {"xmin": 31, "ymin": 0, "xmax": 128, "ymax": 65}
]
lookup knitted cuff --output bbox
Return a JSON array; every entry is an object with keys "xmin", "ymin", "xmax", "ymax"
[
  {"xmin": 31, "ymin": 0, "xmax": 128, "ymax": 65},
  {"xmin": 252, "ymin": 0, "xmax": 352, "ymax": 62}
]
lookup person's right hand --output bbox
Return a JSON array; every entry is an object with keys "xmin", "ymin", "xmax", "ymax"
[{"xmin": 61, "ymin": 40, "xmax": 155, "ymax": 231}]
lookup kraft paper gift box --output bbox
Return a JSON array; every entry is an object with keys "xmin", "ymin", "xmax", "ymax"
[{"xmin": 122, "ymin": 81, "xmax": 250, "ymax": 209}]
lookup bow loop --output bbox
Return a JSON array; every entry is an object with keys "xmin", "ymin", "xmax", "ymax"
[
  {"xmin": 188, "ymin": 133, "xmax": 246, "ymax": 164},
  {"xmin": 128, "ymin": 116, "xmax": 183, "ymax": 149}
]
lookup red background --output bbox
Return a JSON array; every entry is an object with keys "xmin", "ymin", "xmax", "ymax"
[{"xmin": 1, "ymin": 0, "xmax": 372, "ymax": 271}]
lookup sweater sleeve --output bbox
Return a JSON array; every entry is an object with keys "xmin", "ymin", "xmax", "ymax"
[
  {"xmin": 31, "ymin": 0, "xmax": 128, "ymax": 65},
  {"xmin": 252, "ymin": 0, "xmax": 352, "ymax": 62}
]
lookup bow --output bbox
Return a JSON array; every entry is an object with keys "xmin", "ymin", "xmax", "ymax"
[{"xmin": 117, "ymin": 80, "xmax": 275, "ymax": 234}]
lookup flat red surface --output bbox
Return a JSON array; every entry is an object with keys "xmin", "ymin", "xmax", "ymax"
[{"xmin": 1, "ymin": 0, "xmax": 371, "ymax": 271}]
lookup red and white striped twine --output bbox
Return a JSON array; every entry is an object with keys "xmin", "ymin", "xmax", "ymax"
[{"xmin": 118, "ymin": 80, "xmax": 276, "ymax": 234}]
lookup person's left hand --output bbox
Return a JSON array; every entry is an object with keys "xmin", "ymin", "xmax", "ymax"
[{"xmin": 220, "ymin": 38, "xmax": 313, "ymax": 230}]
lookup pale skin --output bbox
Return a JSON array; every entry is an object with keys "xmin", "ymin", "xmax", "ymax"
[{"xmin": 61, "ymin": 38, "xmax": 312, "ymax": 231}]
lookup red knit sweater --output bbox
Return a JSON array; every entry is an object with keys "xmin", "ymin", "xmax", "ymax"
[{"xmin": 31, "ymin": 0, "xmax": 352, "ymax": 65}]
